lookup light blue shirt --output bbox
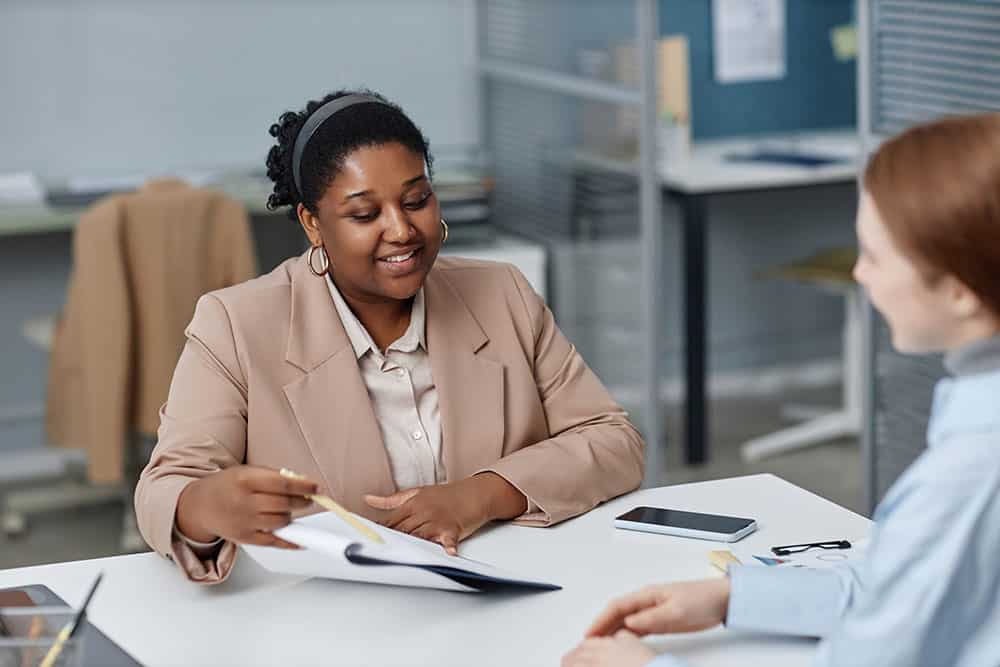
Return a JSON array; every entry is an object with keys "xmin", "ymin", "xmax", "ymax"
[{"xmin": 652, "ymin": 337, "xmax": 1000, "ymax": 667}]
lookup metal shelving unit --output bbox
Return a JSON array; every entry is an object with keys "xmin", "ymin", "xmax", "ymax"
[{"xmin": 476, "ymin": 0, "xmax": 664, "ymax": 485}]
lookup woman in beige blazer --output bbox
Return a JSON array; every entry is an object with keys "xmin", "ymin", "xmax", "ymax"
[{"xmin": 135, "ymin": 89, "xmax": 644, "ymax": 583}]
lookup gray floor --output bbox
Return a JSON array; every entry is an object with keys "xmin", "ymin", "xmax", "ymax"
[
  {"xmin": 661, "ymin": 385, "xmax": 863, "ymax": 516},
  {"xmin": 0, "ymin": 385, "xmax": 861, "ymax": 571}
]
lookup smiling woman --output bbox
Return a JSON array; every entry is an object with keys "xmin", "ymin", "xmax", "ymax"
[{"xmin": 134, "ymin": 89, "xmax": 646, "ymax": 584}]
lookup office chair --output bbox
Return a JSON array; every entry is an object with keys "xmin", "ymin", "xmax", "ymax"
[{"xmin": 741, "ymin": 248, "xmax": 863, "ymax": 461}]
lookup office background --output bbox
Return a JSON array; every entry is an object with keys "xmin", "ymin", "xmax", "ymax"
[
  {"xmin": 5, "ymin": 4, "xmax": 999, "ymax": 664},
  {"xmin": 1, "ymin": 0, "xmax": 864, "ymax": 566}
]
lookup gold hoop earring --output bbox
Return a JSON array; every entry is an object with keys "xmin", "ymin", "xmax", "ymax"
[
  {"xmin": 307, "ymin": 244, "xmax": 330, "ymax": 276},
  {"xmin": 440, "ymin": 218, "xmax": 449, "ymax": 244}
]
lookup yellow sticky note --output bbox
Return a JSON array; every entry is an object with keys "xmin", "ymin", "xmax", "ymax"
[
  {"xmin": 708, "ymin": 550, "xmax": 741, "ymax": 573},
  {"xmin": 831, "ymin": 24, "xmax": 857, "ymax": 62}
]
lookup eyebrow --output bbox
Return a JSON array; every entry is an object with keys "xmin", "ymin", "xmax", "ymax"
[
  {"xmin": 341, "ymin": 175, "xmax": 427, "ymax": 203},
  {"xmin": 342, "ymin": 189, "xmax": 372, "ymax": 203}
]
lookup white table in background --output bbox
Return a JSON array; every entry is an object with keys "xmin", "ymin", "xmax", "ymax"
[
  {"xmin": 572, "ymin": 129, "xmax": 860, "ymax": 466},
  {"xmin": 0, "ymin": 474, "xmax": 870, "ymax": 666},
  {"xmin": 442, "ymin": 233, "xmax": 547, "ymax": 298}
]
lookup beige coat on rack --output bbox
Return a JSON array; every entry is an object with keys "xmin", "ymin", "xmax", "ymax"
[{"xmin": 46, "ymin": 179, "xmax": 258, "ymax": 484}]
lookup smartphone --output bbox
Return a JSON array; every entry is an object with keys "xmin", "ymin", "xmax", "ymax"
[{"xmin": 614, "ymin": 506, "xmax": 757, "ymax": 542}]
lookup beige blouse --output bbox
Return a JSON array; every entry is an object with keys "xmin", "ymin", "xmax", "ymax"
[
  {"xmin": 325, "ymin": 276, "xmax": 446, "ymax": 490},
  {"xmin": 325, "ymin": 276, "xmax": 539, "ymax": 515}
]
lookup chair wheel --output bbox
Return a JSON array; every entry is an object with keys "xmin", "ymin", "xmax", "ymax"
[{"xmin": 2, "ymin": 511, "xmax": 27, "ymax": 537}]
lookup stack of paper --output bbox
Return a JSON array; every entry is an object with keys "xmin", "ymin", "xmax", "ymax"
[
  {"xmin": 0, "ymin": 172, "xmax": 45, "ymax": 205},
  {"xmin": 242, "ymin": 512, "xmax": 560, "ymax": 594}
]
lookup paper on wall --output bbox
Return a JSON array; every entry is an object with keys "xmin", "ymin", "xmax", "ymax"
[{"xmin": 712, "ymin": 0, "xmax": 786, "ymax": 83}]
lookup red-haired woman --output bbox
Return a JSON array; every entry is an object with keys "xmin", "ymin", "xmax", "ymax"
[{"xmin": 566, "ymin": 114, "xmax": 1000, "ymax": 667}]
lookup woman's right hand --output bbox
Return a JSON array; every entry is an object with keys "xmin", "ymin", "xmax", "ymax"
[
  {"xmin": 175, "ymin": 465, "xmax": 319, "ymax": 549},
  {"xmin": 585, "ymin": 578, "xmax": 731, "ymax": 638}
]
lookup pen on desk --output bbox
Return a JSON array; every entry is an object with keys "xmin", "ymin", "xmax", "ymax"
[
  {"xmin": 39, "ymin": 571, "xmax": 103, "ymax": 667},
  {"xmin": 278, "ymin": 468, "xmax": 384, "ymax": 544}
]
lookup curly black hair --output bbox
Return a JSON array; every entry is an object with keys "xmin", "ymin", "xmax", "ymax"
[{"xmin": 265, "ymin": 89, "xmax": 433, "ymax": 221}]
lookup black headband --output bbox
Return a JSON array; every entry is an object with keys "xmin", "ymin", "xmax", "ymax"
[{"xmin": 291, "ymin": 94, "xmax": 386, "ymax": 196}]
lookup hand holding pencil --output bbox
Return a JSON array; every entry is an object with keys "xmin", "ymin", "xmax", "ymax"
[
  {"xmin": 279, "ymin": 469, "xmax": 384, "ymax": 544},
  {"xmin": 174, "ymin": 465, "xmax": 319, "ymax": 550}
]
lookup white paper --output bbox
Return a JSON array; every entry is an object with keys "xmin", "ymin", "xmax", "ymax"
[
  {"xmin": 242, "ymin": 512, "xmax": 555, "ymax": 593},
  {"xmin": 66, "ymin": 170, "xmax": 218, "ymax": 193},
  {"xmin": 0, "ymin": 172, "xmax": 45, "ymax": 204},
  {"xmin": 66, "ymin": 174, "xmax": 146, "ymax": 193},
  {"xmin": 713, "ymin": 0, "xmax": 786, "ymax": 83}
]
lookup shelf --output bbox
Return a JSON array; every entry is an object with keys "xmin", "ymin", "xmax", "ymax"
[{"xmin": 479, "ymin": 58, "xmax": 641, "ymax": 106}]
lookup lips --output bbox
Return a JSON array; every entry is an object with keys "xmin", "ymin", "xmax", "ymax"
[
  {"xmin": 380, "ymin": 249, "xmax": 416, "ymax": 263},
  {"xmin": 377, "ymin": 246, "xmax": 423, "ymax": 275}
]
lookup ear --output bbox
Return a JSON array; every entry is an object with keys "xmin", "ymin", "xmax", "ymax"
[
  {"xmin": 297, "ymin": 203, "xmax": 323, "ymax": 246},
  {"xmin": 948, "ymin": 275, "xmax": 986, "ymax": 320}
]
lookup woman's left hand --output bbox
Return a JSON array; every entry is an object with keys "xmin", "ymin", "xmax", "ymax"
[
  {"xmin": 363, "ymin": 478, "xmax": 490, "ymax": 555},
  {"xmin": 363, "ymin": 473, "xmax": 526, "ymax": 555},
  {"xmin": 562, "ymin": 630, "xmax": 656, "ymax": 667}
]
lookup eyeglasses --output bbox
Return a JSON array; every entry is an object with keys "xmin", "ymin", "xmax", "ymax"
[{"xmin": 770, "ymin": 539, "xmax": 851, "ymax": 556}]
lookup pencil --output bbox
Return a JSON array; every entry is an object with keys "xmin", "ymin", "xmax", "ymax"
[
  {"xmin": 279, "ymin": 468, "xmax": 384, "ymax": 545},
  {"xmin": 40, "ymin": 572, "xmax": 103, "ymax": 667}
]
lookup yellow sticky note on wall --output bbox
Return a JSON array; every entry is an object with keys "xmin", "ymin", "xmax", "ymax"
[{"xmin": 831, "ymin": 24, "xmax": 857, "ymax": 62}]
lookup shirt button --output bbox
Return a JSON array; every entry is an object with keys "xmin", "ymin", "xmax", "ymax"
[
  {"xmin": 396, "ymin": 369, "xmax": 406, "ymax": 378},
  {"xmin": 412, "ymin": 430, "xmax": 424, "ymax": 440}
]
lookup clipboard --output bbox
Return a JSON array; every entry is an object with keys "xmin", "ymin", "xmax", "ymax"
[{"xmin": 242, "ymin": 512, "xmax": 560, "ymax": 594}]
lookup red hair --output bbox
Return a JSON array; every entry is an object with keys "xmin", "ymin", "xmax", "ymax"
[{"xmin": 864, "ymin": 113, "xmax": 1000, "ymax": 316}]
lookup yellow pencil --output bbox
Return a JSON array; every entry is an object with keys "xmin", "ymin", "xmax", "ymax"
[
  {"xmin": 40, "ymin": 572, "xmax": 103, "ymax": 667},
  {"xmin": 39, "ymin": 623, "xmax": 72, "ymax": 667},
  {"xmin": 279, "ymin": 468, "xmax": 384, "ymax": 544}
]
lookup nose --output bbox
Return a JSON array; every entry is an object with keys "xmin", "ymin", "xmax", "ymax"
[{"xmin": 382, "ymin": 205, "xmax": 416, "ymax": 244}]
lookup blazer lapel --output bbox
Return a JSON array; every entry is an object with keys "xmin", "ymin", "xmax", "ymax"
[
  {"xmin": 282, "ymin": 255, "xmax": 395, "ymax": 514},
  {"xmin": 424, "ymin": 269, "xmax": 505, "ymax": 482}
]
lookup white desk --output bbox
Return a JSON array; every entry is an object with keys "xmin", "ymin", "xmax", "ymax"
[
  {"xmin": 571, "ymin": 130, "xmax": 859, "ymax": 196},
  {"xmin": 571, "ymin": 129, "xmax": 860, "ymax": 466},
  {"xmin": 0, "ymin": 474, "xmax": 870, "ymax": 666},
  {"xmin": 443, "ymin": 234, "xmax": 547, "ymax": 298}
]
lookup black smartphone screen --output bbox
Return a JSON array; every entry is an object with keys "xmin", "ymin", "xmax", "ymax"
[{"xmin": 616, "ymin": 507, "xmax": 754, "ymax": 534}]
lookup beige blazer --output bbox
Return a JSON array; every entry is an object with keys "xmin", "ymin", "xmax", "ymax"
[
  {"xmin": 47, "ymin": 180, "xmax": 257, "ymax": 483},
  {"xmin": 136, "ymin": 252, "xmax": 644, "ymax": 582}
]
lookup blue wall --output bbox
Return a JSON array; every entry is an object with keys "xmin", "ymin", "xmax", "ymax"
[{"xmin": 660, "ymin": 0, "xmax": 856, "ymax": 139}]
